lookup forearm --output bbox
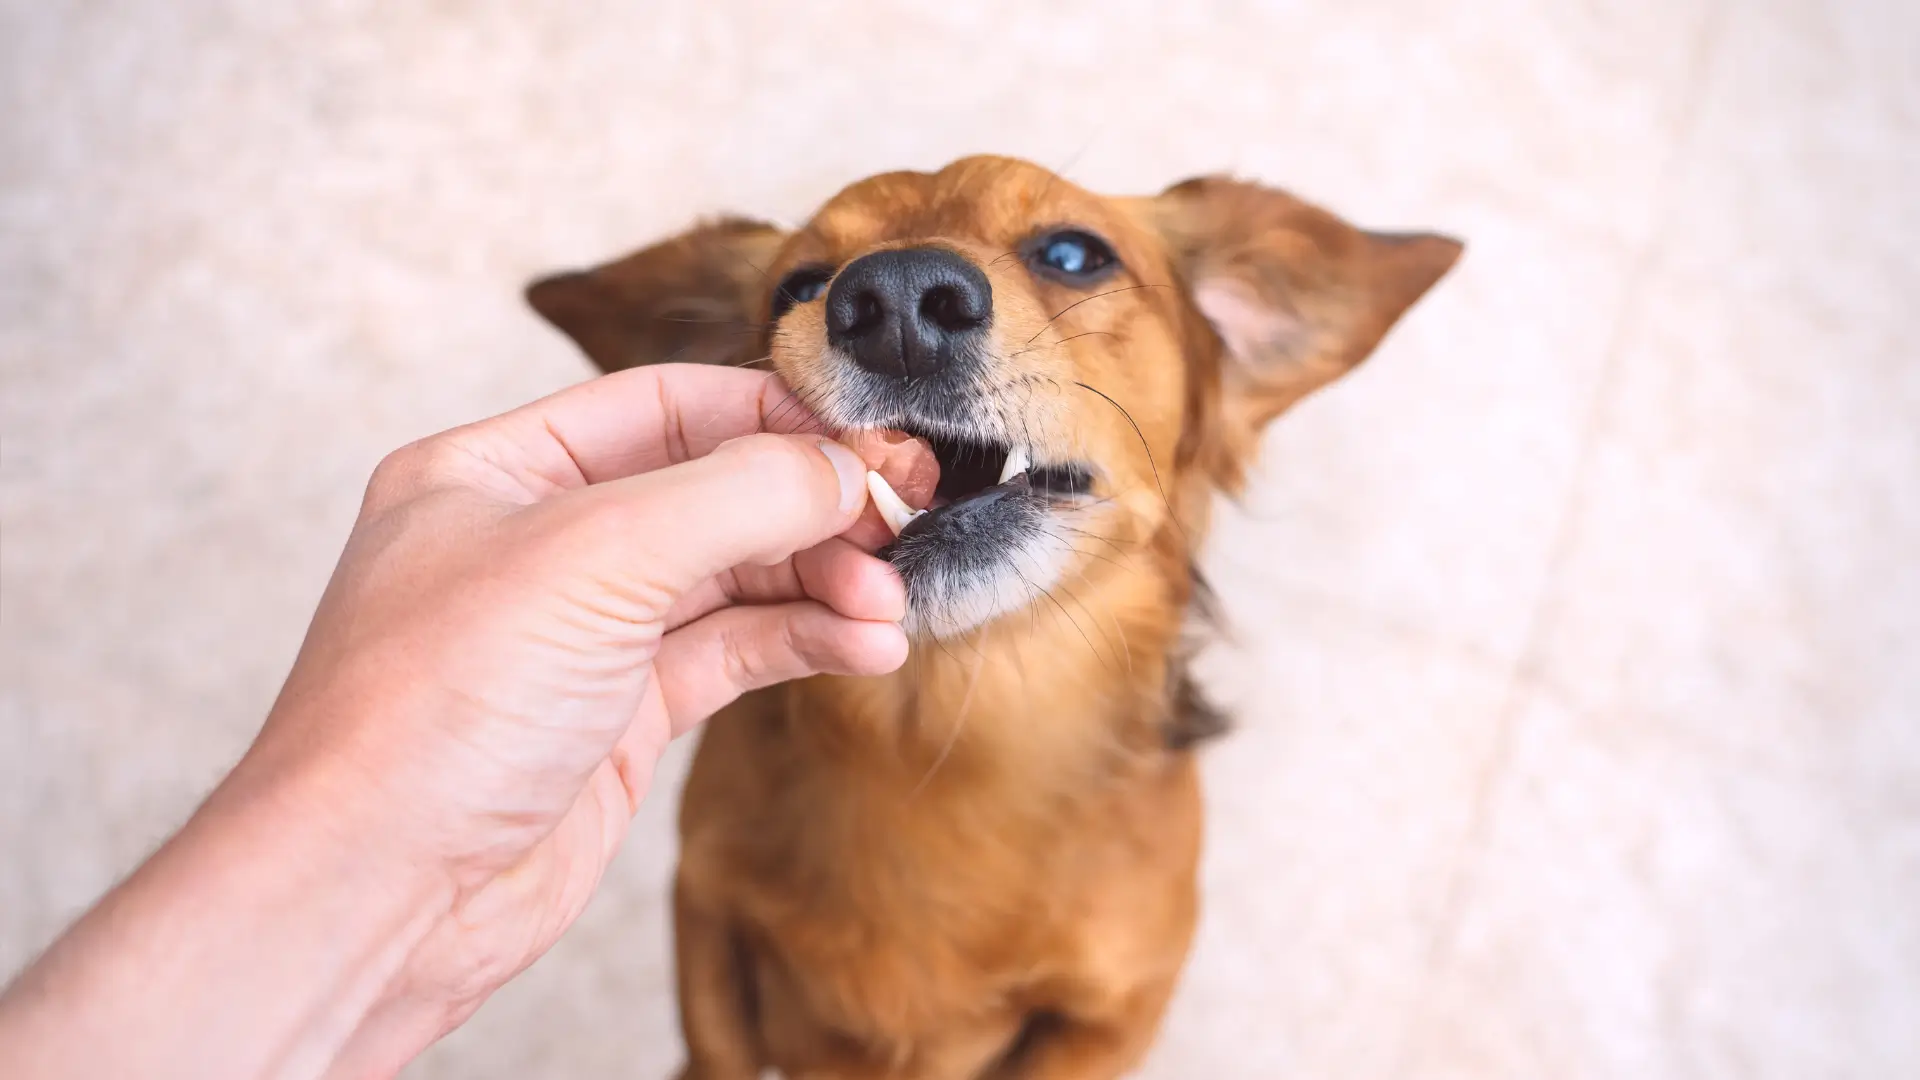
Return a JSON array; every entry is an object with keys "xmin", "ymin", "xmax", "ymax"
[{"xmin": 0, "ymin": 751, "xmax": 453, "ymax": 1080}]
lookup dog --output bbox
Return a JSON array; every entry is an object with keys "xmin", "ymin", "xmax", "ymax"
[{"xmin": 527, "ymin": 156, "xmax": 1460, "ymax": 1079}]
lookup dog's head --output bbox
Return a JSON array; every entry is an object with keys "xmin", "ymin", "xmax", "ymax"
[{"xmin": 529, "ymin": 156, "xmax": 1460, "ymax": 638}]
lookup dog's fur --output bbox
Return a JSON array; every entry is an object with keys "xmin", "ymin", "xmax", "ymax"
[{"xmin": 528, "ymin": 156, "xmax": 1460, "ymax": 1079}]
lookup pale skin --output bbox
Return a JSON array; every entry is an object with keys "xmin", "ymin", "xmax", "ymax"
[{"xmin": 0, "ymin": 364, "xmax": 928, "ymax": 1080}]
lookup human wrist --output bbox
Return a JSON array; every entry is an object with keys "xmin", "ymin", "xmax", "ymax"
[
  {"xmin": 211, "ymin": 716, "xmax": 472, "ymax": 1066},
  {"xmin": 0, "ymin": 729, "xmax": 458, "ymax": 1080},
  {"xmin": 218, "ymin": 694, "xmax": 454, "ymax": 891},
  {"xmin": 191, "ymin": 742, "xmax": 462, "ymax": 1078}
]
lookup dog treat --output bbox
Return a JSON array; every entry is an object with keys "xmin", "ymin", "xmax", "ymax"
[{"xmin": 866, "ymin": 470, "xmax": 924, "ymax": 535}]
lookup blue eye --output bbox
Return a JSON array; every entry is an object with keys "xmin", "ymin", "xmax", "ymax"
[
  {"xmin": 1027, "ymin": 229, "xmax": 1118, "ymax": 282},
  {"xmin": 1045, "ymin": 237, "xmax": 1089, "ymax": 273},
  {"xmin": 771, "ymin": 265, "xmax": 834, "ymax": 320}
]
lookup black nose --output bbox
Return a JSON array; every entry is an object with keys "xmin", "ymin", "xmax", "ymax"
[{"xmin": 825, "ymin": 247, "xmax": 992, "ymax": 379}]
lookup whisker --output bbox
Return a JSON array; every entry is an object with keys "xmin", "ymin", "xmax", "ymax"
[
  {"xmin": 652, "ymin": 341, "xmax": 721, "ymax": 366},
  {"xmin": 762, "ymin": 388, "xmax": 804, "ymax": 431},
  {"xmin": 1073, "ymin": 381, "xmax": 1186, "ymax": 551},
  {"xmin": 1061, "ymin": 571, "xmax": 1126, "ymax": 673},
  {"xmin": 1059, "ymin": 531, "xmax": 1132, "ymax": 564},
  {"xmin": 1053, "ymin": 534, "xmax": 1128, "ymax": 572},
  {"xmin": 715, "ymin": 237, "xmax": 778, "ymax": 288},
  {"xmin": 1061, "ymin": 559, "xmax": 1133, "ymax": 677},
  {"xmin": 649, "ymin": 314, "xmax": 772, "ymax": 328},
  {"xmin": 1025, "ymin": 284, "xmax": 1173, "ymax": 345},
  {"xmin": 764, "ymin": 387, "xmax": 825, "ymax": 435},
  {"xmin": 1009, "ymin": 557, "xmax": 1107, "ymax": 674},
  {"xmin": 1026, "ymin": 137, "xmax": 1098, "ymax": 219},
  {"xmin": 1008, "ymin": 330, "xmax": 1117, "ymax": 360},
  {"xmin": 909, "ymin": 626, "xmax": 990, "ymax": 798},
  {"xmin": 1040, "ymin": 581, "xmax": 1107, "ymax": 672},
  {"xmin": 928, "ymin": 614, "xmax": 967, "ymax": 669}
]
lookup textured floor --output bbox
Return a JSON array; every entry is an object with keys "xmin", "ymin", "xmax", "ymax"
[{"xmin": 3, "ymin": 2, "xmax": 1917, "ymax": 1077}]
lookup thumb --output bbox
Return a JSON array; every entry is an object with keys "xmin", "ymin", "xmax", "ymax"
[{"xmin": 562, "ymin": 432, "xmax": 870, "ymax": 601}]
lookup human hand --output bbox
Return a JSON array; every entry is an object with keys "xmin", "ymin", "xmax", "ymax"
[
  {"xmin": 227, "ymin": 363, "xmax": 942, "ymax": 1072},
  {"xmin": 0, "ymin": 362, "xmax": 947, "ymax": 1080},
  {"xmin": 0, "ymin": 363, "xmax": 946, "ymax": 1080},
  {"xmin": 0, "ymin": 361, "xmax": 948, "ymax": 1079}
]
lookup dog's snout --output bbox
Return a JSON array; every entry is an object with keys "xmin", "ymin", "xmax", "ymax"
[{"xmin": 826, "ymin": 248, "xmax": 992, "ymax": 378}]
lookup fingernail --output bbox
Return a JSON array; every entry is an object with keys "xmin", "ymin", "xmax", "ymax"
[{"xmin": 815, "ymin": 440, "xmax": 867, "ymax": 515}]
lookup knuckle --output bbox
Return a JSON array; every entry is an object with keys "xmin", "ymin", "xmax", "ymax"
[
  {"xmin": 719, "ymin": 622, "xmax": 768, "ymax": 691},
  {"xmin": 364, "ymin": 441, "xmax": 435, "ymax": 507},
  {"xmin": 362, "ymin": 439, "xmax": 474, "ymax": 512},
  {"xmin": 720, "ymin": 616, "xmax": 802, "ymax": 693}
]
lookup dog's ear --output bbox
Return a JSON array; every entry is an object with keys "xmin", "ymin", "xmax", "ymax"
[
  {"xmin": 525, "ymin": 217, "xmax": 789, "ymax": 374},
  {"xmin": 1136, "ymin": 177, "xmax": 1461, "ymax": 485}
]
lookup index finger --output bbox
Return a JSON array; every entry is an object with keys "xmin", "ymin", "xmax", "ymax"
[{"xmin": 468, "ymin": 364, "xmax": 828, "ymax": 487}]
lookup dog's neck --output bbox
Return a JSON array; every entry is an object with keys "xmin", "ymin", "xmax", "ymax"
[{"xmin": 782, "ymin": 550, "xmax": 1200, "ymax": 803}]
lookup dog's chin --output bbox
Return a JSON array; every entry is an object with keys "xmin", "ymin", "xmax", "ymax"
[{"xmin": 880, "ymin": 476, "xmax": 1075, "ymax": 639}]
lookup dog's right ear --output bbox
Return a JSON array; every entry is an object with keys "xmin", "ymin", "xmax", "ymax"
[
  {"xmin": 1129, "ymin": 177, "xmax": 1462, "ymax": 492},
  {"xmin": 525, "ymin": 217, "xmax": 789, "ymax": 374}
]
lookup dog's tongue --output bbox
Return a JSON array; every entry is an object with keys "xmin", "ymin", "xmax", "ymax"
[{"xmin": 840, "ymin": 429, "xmax": 938, "ymax": 550}]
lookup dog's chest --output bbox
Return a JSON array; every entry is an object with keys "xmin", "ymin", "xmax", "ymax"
[
  {"xmin": 723, "ymin": 773, "xmax": 1189, "ymax": 1030},
  {"xmin": 678, "ymin": 700, "xmax": 1205, "ymax": 1063},
  {"xmin": 728, "ymin": 824, "xmax": 1075, "ymax": 1054}
]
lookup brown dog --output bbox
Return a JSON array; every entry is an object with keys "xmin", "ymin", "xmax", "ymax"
[{"xmin": 527, "ymin": 156, "xmax": 1460, "ymax": 1079}]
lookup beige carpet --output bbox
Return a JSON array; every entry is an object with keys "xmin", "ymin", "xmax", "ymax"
[{"xmin": 4, "ymin": 2, "xmax": 1916, "ymax": 1077}]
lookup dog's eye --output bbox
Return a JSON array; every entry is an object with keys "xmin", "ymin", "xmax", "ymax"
[
  {"xmin": 1026, "ymin": 229, "xmax": 1118, "ymax": 282},
  {"xmin": 771, "ymin": 265, "xmax": 834, "ymax": 321}
]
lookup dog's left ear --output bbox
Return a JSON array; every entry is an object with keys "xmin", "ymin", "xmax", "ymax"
[
  {"xmin": 525, "ymin": 217, "xmax": 789, "ymax": 374},
  {"xmin": 1136, "ymin": 177, "xmax": 1462, "ymax": 483}
]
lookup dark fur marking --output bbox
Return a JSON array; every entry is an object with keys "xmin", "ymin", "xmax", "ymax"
[
  {"xmin": 1164, "ymin": 561, "xmax": 1231, "ymax": 750},
  {"xmin": 1164, "ymin": 660, "xmax": 1231, "ymax": 751}
]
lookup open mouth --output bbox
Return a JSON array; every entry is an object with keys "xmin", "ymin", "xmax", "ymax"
[
  {"xmin": 923, "ymin": 433, "xmax": 1095, "ymax": 507},
  {"xmin": 867, "ymin": 429, "xmax": 1095, "ymax": 539},
  {"xmin": 844, "ymin": 423, "xmax": 1098, "ymax": 638}
]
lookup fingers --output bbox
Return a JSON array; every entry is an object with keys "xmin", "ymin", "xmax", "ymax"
[
  {"xmin": 652, "ymin": 602, "xmax": 909, "ymax": 735},
  {"xmin": 663, "ymin": 537, "xmax": 905, "ymax": 631},
  {"xmin": 559, "ymin": 432, "xmax": 869, "ymax": 601},
  {"xmin": 396, "ymin": 369, "xmax": 941, "ymax": 526},
  {"xmin": 442, "ymin": 365, "xmax": 827, "ymax": 493}
]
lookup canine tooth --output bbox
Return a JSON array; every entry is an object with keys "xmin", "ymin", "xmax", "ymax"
[
  {"xmin": 999, "ymin": 446, "xmax": 1031, "ymax": 484},
  {"xmin": 866, "ymin": 470, "xmax": 924, "ymax": 536}
]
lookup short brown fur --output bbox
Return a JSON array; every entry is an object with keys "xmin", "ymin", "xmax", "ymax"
[{"xmin": 528, "ymin": 156, "xmax": 1461, "ymax": 1079}]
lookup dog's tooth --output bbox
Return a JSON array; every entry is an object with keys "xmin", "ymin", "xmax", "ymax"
[
  {"xmin": 866, "ymin": 470, "xmax": 923, "ymax": 536},
  {"xmin": 999, "ymin": 446, "xmax": 1031, "ymax": 484}
]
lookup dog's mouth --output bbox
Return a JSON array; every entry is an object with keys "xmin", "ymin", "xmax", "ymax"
[
  {"xmin": 860, "ymin": 425, "xmax": 1096, "ymax": 638},
  {"xmin": 870, "ymin": 428, "xmax": 1094, "ymax": 536},
  {"xmin": 921, "ymin": 431, "xmax": 1094, "ymax": 510}
]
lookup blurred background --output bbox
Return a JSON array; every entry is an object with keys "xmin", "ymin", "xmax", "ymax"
[{"xmin": 3, "ymin": 2, "xmax": 1915, "ymax": 1077}]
